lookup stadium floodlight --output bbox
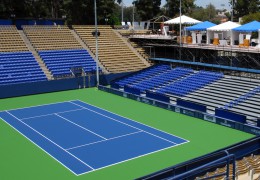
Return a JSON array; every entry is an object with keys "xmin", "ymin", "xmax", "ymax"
[{"xmin": 94, "ymin": 0, "xmax": 99, "ymax": 86}]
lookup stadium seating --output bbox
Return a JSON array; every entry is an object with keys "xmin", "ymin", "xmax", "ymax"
[
  {"xmin": 113, "ymin": 65, "xmax": 223, "ymax": 97},
  {"xmin": 0, "ymin": 25, "xmax": 28, "ymax": 52},
  {"xmin": 157, "ymin": 70, "xmax": 223, "ymax": 96},
  {"xmin": 195, "ymin": 154, "xmax": 260, "ymax": 180},
  {"xmin": 223, "ymin": 86, "xmax": 260, "ymax": 110},
  {"xmin": 0, "ymin": 51, "xmax": 47, "ymax": 85},
  {"xmin": 73, "ymin": 25, "xmax": 149, "ymax": 73},
  {"xmin": 129, "ymin": 67, "xmax": 194, "ymax": 92},
  {"xmin": 38, "ymin": 49, "xmax": 98, "ymax": 77},
  {"xmin": 114, "ymin": 65, "xmax": 170, "ymax": 88},
  {"xmin": 183, "ymin": 77, "xmax": 260, "ymax": 120},
  {"xmin": 23, "ymin": 25, "xmax": 82, "ymax": 51}
]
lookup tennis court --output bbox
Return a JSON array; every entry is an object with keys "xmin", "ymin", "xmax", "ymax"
[{"xmin": 0, "ymin": 99, "xmax": 188, "ymax": 175}]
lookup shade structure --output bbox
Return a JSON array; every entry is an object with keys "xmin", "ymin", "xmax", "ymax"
[
  {"xmin": 207, "ymin": 21, "xmax": 241, "ymax": 45},
  {"xmin": 232, "ymin": 20, "xmax": 260, "ymax": 32},
  {"xmin": 164, "ymin": 15, "xmax": 201, "ymax": 24},
  {"xmin": 185, "ymin": 21, "xmax": 216, "ymax": 31},
  {"xmin": 207, "ymin": 21, "xmax": 240, "ymax": 31}
]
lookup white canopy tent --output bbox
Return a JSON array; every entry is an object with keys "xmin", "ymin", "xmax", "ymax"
[
  {"xmin": 206, "ymin": 21, "xmax": 241, "ymax": 45},
  {"xmin": 165, "ymin": 15, "xmax": 201, "ymax": 43},
  {"xmin": 164, "ymin": 15, "xmax": 201, "ymax": 24}
]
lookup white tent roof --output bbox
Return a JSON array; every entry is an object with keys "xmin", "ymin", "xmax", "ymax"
[
  {"xmin": 207, "ymin": 21, "xmax": 240, "ymax": 31},
  {"xmin": 164, "ymin": 15, "xmax": 201, "ymax": 24}
]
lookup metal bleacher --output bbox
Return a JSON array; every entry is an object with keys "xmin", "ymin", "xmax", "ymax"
[
  {"xmin": 182, "ymin": 77, "xmax": 260, "ymax": 120},
  {"xmin": 0, "ymin": 51, "xmax": 47, "ymax": 86},
  {"xmin": 38, "ymin": 49, "xmax": 98, "ymax": 77}
]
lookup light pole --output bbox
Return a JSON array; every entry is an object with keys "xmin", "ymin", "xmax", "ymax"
[
  {"xmin": 179, "ymin": 0, "xmax": 182, "ymax": 60},
  {"xmin": 231, "ymin": 0, "xmax": 234, "ymax": 21},
  {"xmin": 132, "ymin": 3, "xmax": 135, "ymax": 29},
  {"xmin": 121, "ymin": 1, "xmax": 124, "ymax": 23},
  {"xmin": 94, "ymin": 0, "xmax": 99, "ymax": 86}
]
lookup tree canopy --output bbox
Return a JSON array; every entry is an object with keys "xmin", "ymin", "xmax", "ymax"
[
  {"xmin": 230, "ymin": 0, "xmax": 260, "ymax": 20},
  {"xmin": 133, "ymin": 0, "xmax": 161, "ymax": 20}
]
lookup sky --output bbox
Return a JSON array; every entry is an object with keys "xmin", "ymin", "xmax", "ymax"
[{"xmin": 123, "ymin": 0, "xmax": 231, "ymax": 10}]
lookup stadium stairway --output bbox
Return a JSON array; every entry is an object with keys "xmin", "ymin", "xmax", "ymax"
[
  {"xmin": 18, "ymin": 30, "xmax": 53, "ymax": 80},
  {"xmin": 182, "ymin": 77, "xmax": 260, "ymax": 120},
  {"xmin": 113, "ymin": 30, "xmax": 151, "ymax": 66},
  {"xmin": 128, "ymin": 40, "xmax": 153, "ymax": 65},
  {"xmin": 70, "ymin": 29, "xmax": 108, "ymax": 74},
  {"xmin": 73, "ymin": 25, "xmax": 150, "ymax": 73}
]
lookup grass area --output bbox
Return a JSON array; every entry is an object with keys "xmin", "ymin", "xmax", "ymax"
[{"xmin": 0, "ymin": 88, "xmax": 254, "ymax": 180}]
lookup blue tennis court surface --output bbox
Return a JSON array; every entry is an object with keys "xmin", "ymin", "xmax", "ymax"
[{"xmin": 0, "ymin": 100, "xmax": 188, "ymax": 175}]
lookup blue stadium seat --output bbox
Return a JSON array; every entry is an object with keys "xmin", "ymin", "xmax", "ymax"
[
  {"xmin": 39, "ymin": 49, "xmax": 99, "ymax": 77},
  {"xmin": 0, "ymin": 51, "xmax": 47, "ymax": 86}
]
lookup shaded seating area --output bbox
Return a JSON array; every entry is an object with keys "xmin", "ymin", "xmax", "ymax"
[
  {"xmin": 73, "ymin": 25, "xmax": 149, "ymax": 73},
  {"xmin": 233, "ymin": 20, "xmax": 260, "ymax": 48},
  {"xmin": 0, "ymin": 52, "xmax": 47, "ymax": 86},
  {"xmin": 157, "ymin": 70, "xmax": 223, "ymax": 96},
  {"xmin": 38, "ymin": 49, "xmax": 97, "ymax": 77},
  {"xmin": 185, "ymin": 21, "xmax": 216, "ymax": 44},
  {"xmin": 207, "ymin": 21, "xmax": 241, "ymax": 45},
  {"xmin": 0, "ymin": 25, "xmax": 28, "ymax": 52}
]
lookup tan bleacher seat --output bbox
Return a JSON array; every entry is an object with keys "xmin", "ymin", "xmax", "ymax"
[
  {"xmin": 22, "ymin": 25, "xmax": 82, "ymax": 51},
  {"xmin": 0, "ymin": 25, "xmax": 28, "ymax": 52},
  {"xmin": 194, "ymin": 154, "xmax": 260, "ymax": 180},
  {"xmin": 73, "ymin": 25, "xmax": 149, "ymax": 73}
]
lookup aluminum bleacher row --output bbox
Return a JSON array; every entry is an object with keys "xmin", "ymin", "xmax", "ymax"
[
  {"xmin": 223, "ymin": 86, "xmax": 260, "ymax": 110},
  {"xmin": 38, "ymin": 49, "xmax": 99, "ymax": 77},
  {"xmin": 0, "ymin": 51, "xmax": 47, "ymax": 86},
  {"xmin": 113, "ymin": 65, "xmax": 223, "ymax": 97}
]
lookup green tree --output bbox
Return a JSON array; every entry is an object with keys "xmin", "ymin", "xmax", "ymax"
[
  {"xmin": 241, "ymin": 12, "xmax": 260, "ymax": 24},
  {"xmin": 165, "ymin": 0, "xmax": 195, "ymax": 17},
  {"xmin": 230, "ymin": 0, "xmax": 260, "ymax": 19},
  {"xmin": 132, "ymin": 0, "xmax": 161, "ymax": 20}
]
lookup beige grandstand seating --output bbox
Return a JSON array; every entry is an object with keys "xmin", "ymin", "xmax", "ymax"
[
  {"xmin": 0, "ymin": 25, "xmax": 28, "ymax": 52},
  {"xmin": 73, "ymin": 25, "xmax": 149, "ymax": 73},
  {"xmin": 23, "ymin": 25, "xmax": 82, "ymax": 51},
  {"xmin": 129, "ymin": 41, "xmax": 153, "ymax": 65},
  {"xmin": 195, "ymin": 154, "xmax": 260, "ymax": 180}
]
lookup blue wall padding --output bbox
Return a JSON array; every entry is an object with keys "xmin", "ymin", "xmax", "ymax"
[
  {"xmin": 0, "ymin": 19, "xmax": 12, "ymax": 25},
  {"xmin": 177, "ymin": 99, "xmax": 207, "ymax": 112},
  {"xmin": 146, "ymin": 91, "xmax": 170, "ymax": 103},
  {"xmin": 215, "ymin": 108, "xmax": 246, "ymax": 124},
  {"xmin": 124, "ymin": 86, "xmax": 141, "ymax": 95}
]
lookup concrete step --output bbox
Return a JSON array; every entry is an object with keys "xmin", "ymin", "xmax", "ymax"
[{"xmin": 71, "ymin": 30, "xmax": 108, "ymax": 74}]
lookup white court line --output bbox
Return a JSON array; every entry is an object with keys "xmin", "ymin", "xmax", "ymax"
[
  {"xmin": 1, "ymin": 100, "xmax": 190, "ymax": 176},
  {"xmin": 69, "ymin": 101, "xmax": 177, "ymax": 145},
  {"xmin": 5, "ymin": 111, "xmax": 95, "ymax": 171},
  {"xmin": 66, "ymin": 130, "xmax": 143, "ymax": 151},
  {"xmin": 20, "ymin": 108, "xmax": 85, "ymax": 120},
  {"xmin": 77, "ymin": 141, "xmax": 189, "ymax": 176},
  {"xmin": 0, "ymin": 114, "xmax": 79, "ymax": 176},
  {"xmin": 55, "ymin": 114, "xmax": 107, "ymax": 140},
  {"xmin": 0, "ymin": 100, "xmax": 74, "ymax": 112},
  {"xmin": 74, "ymin": 99, "xmax": 189, "ymax": 143}
]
